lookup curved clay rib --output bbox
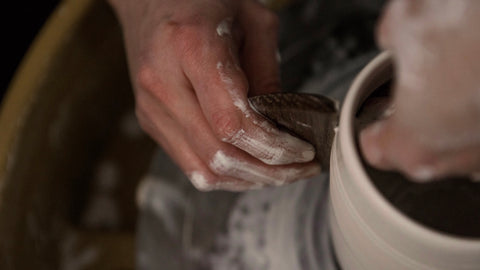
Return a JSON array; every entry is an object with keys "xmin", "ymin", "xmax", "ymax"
[{"xmin": 249, "ymin": 93, "xmax": 338, "ymax": 169}]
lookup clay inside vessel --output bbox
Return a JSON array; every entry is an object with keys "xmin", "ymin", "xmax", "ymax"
[{"xmin": 355, "ymin": 81, "xmax": 480, "ymax": 238}]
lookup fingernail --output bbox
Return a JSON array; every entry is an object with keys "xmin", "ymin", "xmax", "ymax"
[
  {"xmin": 257, "ymin": 130, "xmax": 316, "ymax": 165},
  {"xmin": 411, "ymin": 166, "xmax": 436, "ymax": 182},
  {"xmin": 280, "ymin": 132, "xmax": 316, "ymax": 163},
  {"xmin": 189, "ymin": 171, "xmax": 214, "ymax": 191},
  {"xmin": 300, "ymin": 149, "xmax": 316, "ymax": 162}
]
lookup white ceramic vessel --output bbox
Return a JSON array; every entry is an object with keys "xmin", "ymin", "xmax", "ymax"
[{"xmin": 328, "ymin": 52, "xmax": 480, "ymax": 270}]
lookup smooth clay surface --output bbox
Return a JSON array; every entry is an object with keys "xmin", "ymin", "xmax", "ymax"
[{"xmin": 355, "ymin": 81, "xmax": 480, "ymax": 238}]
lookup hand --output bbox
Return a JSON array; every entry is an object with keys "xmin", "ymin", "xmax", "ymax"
[
  {"xmin": 361, "ymin": 0, "xmax": 480, "ymax": 181},
  {"xmin": 108, "ymin": 0, "xmax": 319, "ymax": 191}
]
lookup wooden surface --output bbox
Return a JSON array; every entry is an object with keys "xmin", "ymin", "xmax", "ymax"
[{"xmin": 0, "ymin": 0, "xmax": 154, "ymax": 268}]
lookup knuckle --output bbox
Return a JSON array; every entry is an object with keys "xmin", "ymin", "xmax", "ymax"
[
  {"xmin": 136, "ymin": 65, "xmax": 159, "ymax": 91},
  {"xmin": 211, "ymin": 112, "xmax": 242, "ymax": 141},
  {"xmin": 154, "ymin": 88, "xmax": 172, "ymax": 105},
  {"xmin": 208, "ymin": 149, "xmax": 235, "ymax": 176},
  {"xmin": 173, "ymin": 25, "xmax": 199, "ymax": 45},
  {"xmin": 163, "ymin": 20, "xmax": 207, "ymax": 57},
  {"xmin": 135, "ymin": 66, "xmax": 171, "ymax": 104}
]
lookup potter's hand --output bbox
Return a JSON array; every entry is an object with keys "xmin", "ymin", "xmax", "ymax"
[
  {"xmin": 361, "ymin": 0, "xmax": 480, "ymax": 181},
  {"xmin": 108, "ymin": 0, "xmax": 319, "ymax": 191}
]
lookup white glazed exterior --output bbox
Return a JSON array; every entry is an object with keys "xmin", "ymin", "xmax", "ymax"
[{"xmin": 328, "ymin": 52, "xmax": 480, "ymax": 270}]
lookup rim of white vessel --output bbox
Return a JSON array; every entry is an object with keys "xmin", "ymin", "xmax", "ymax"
[{"xmin": 338, "ymin": 51, "xmax": 480, "ymax": 249}]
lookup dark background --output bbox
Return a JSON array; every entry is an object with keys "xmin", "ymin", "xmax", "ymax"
[{"xmin": 1, "ymin": 0, "xmax": 60, "ymax": 101}]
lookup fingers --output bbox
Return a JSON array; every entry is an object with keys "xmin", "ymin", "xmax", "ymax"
[
  {"xmin": 124, "ymin": 0, "xmax": 320, "ymax": 192},
  {"xmin": 135, "ymin": 68, "xmax": 259, "ymax": 192},
  {"xmin": 181, "ymin": 24, "xmax": 315, "ymax": 166},
  {"xmin": 135, "ymin": 90, "xmax": 260, "ymax": 192},
  {"xmin": 360, "ymin": 116, "xmax": 480, "ymax": 182},
  {"xmin": 209, "ymin": 150, "xmax": 320, "ymax": 186},
  {"xmin": 238, "ymin": 0, "xmax": 281, "ymax": 95},
  {"xmin": 135, "ymin": 40, "xmax": 319, "ymax": 190},
  {"xmin": 135, "ymin": 83, "xmax": 320, "ymax": 191}
]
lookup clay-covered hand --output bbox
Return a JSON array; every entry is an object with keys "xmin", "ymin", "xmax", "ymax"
[
  {"xmin": 108, "ymin": 0, "xmax": 319, "ymax": 191},
  {"xmin": 361, "ymin": 0, "xmax": 480, "ymax": 181}
]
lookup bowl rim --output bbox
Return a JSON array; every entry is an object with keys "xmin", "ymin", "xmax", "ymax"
[{"xmin": 338, "ymin": 51, "xmax": 480, "ymax": 249}]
